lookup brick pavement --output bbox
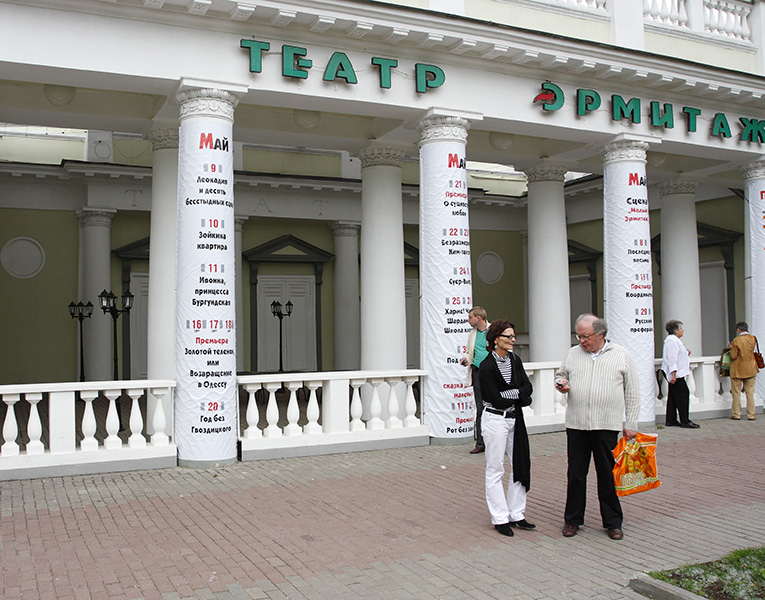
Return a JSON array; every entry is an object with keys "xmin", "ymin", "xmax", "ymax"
[{"xmin": 1, "ymin": 417, "xmax": 763, "ymax": 600}]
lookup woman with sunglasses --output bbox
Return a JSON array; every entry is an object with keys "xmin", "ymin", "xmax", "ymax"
[{"xmin": 478, "ymin": 319, "xmax": 535, "ymax": 536}]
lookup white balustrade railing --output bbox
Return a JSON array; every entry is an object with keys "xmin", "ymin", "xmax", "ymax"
[
  {"xmin": 704, "ymin": 0, "xmax": 752, "ymax": 40},
  {"xmin": 0, "ymin": 357, "xmax": 742, "ymax": 478},
  {"xmin": 238, "ymin": 370, "xmax": 429, "ymax": 460},
  {"xmin": 643, "ymin": 0, "xmax": 752, "ymax": 41},
  {"xmin": 0, "ymin": 380, "xmax": 176, "ymax": 480}
]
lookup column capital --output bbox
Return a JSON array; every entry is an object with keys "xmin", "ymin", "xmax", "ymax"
[
  {"xmin": 601, "ymin": 139, "xmax": 649, "ymax": 164},
  {"xmin": 659, "ymin": 177, "xmax": 697, "ymax": 197},
  {"xmin": 416, "ymin": 115, "xmax": 471, "ymax": 144},
  {"xmin": 741, "ymin": 159, "xmax": 765, "ymax": 181},
  {"xmin": 77, "ymin": 207, "xmax": 117, "ymax": 228},
  {"xmin": 525, "ymin": 162, "xmax": 567, "ymax": 183},
  {"xmin": 235, "ymin": 216, "xmax": 249, "ymax": 232},
  {"xmin": 148, "ymin": 127, "xmax": 179, "ymax": 151},
  {"xmin": 331, "ymin": 221, "xmax": 361, "ymax": 237},
  {"xmin": 176, "ymin": 88, "xmax": 240, "ymax": 122},
  {"xmin": 356, "ymin": 143, "xmax": 405, "ymax": 168}
]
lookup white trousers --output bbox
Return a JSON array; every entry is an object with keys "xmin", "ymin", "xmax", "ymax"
[{"xmin": 482, "ymin": 410, "xmax": 527, "ymax": 525}]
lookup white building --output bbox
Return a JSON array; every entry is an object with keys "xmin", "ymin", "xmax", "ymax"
[{"xmin": 0, "ymin": 0, "xmax": 763, "ymax": 474}]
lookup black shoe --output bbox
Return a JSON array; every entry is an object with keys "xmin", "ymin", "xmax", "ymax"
[
  {"xmin": 665, "ymin": 422, "xmax": 680, "ymax": 427},
  {"xmin": 680, "ymin": 421, "xmax": 700, "ymax": 429},
  {"xmin": 494, "ymin": 523, "xmax": 514, "ymax": 536},
  {"xmin": 509, "ymin": 519, "xmax": 536, "ymax": 530}
]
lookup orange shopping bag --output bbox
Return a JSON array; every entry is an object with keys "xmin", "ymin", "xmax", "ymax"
[{"xmin": 612, "ymin": 432, "xmax": 661, "ymax": 497}]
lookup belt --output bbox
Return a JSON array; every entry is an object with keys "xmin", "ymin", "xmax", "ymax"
[{"xmin": 484, "ymin": 406, "xmax": 516, "ymax": 419}]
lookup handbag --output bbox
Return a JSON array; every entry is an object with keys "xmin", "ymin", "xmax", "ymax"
[
  {"xmin": 612, "ymin": 432, "xmax": 661, "ymax": 497},
  {"xmin": 755, "ymin": 337, "xmax": 764, "ymax": 370},
  {"xmin": 719, "ymin": 349, "xmax": 731, "ymax": 377}
]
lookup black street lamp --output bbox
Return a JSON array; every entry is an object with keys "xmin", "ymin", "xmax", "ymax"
[
  {"xmin": 271, "ymin": 299, "xmax": 293, "ymax": 373},
  {"xmin": 68, "ymin": 300, "xmax": 94, "ymax": 382},
  {"xmin": 99, "ymin": 289, "xmax": 134, "ymax": 380}
]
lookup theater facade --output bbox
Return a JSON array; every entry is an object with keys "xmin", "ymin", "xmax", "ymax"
[{"xmin": 1, "ymin": 0, "xmax": 764, "ymax": 471}]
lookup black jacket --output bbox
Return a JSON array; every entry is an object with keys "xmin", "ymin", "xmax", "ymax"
[{"xmin": 478, "ymin": 351, "xmax": 533, "ymax": 490}]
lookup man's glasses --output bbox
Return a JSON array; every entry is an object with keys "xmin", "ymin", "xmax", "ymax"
[{"xmin": 577, "ymin": 332, "xmax": 596, "ymax": 341}]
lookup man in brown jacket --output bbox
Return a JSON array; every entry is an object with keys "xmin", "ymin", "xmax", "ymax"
[{"xmin": 729, "ymin": 321, "xmax": 759, "ymax": 420}]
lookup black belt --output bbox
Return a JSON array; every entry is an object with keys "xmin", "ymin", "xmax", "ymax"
[{"xmin": 484, "ymin": 407, "xmax": 516, "ymax": 419}]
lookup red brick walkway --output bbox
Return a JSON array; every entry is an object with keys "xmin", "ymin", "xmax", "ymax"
[{"xmin": 2, "ymin": 417, "xmax": 763, "ymax": 599}]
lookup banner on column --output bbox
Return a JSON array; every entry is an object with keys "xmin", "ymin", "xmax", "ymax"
[
  {"xmin": 747, "ymin": 178, "xmax": 765, "ymax": 400},
  {"xmin": 175, "ymin": 117, "xmax": 238, "ymax": 462},
  {"xmin": 603, "ymin": 161, "xmax": 655, "ymax": 423},
  {"xmin": 420, "ymin": 142, "xmax": 474, "ymax": 439}
]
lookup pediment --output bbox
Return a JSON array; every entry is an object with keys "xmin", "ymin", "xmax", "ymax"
[{"xmin": 243, "ymin": 234, "xmax": 334, "ymax": 264}]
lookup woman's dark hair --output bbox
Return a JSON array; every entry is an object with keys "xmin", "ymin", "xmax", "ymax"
[
  {"xmin": 665, "ymin": 319, "xmax": 682, "ymax": 335},
  {"xmin": 486, "ymin": 319, "xmax": 515, "ymax": 352}
]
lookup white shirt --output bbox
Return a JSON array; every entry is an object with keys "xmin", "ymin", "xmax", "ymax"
[{"xmin": 661, "ymin": 334, "xmax": 690, "ymax": 379}]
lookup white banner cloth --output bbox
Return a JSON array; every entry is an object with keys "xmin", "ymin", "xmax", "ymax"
[
  {"xmin": 419, "ymin": 141, "xmax": 475, "ymax": 439},
  {"xmin": 603, "ymin": 161, "xmax": 655, "ymax": 423},
  {"xmin": 175, "ymin": 117, "xmax": 238, "ymax": 462},
  {"xmin": 746, "ymin": 177, "xmax": 765, "ymax": 400}
]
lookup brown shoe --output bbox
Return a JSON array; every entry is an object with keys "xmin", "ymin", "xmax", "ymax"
[
  {"xmin": 469, "ymin": 446, "xmax": 485, "ymax": 454},
  {"xmin": 731, "ymin": 416, "xmax": 741, "ymax": 420},
  {"xmin": 562, "ymin": 524, "xmax": 578, "ymax": 537},
  {"xmin": 607, "ymin": 528, "xmax": 624, "ymax": 540}
]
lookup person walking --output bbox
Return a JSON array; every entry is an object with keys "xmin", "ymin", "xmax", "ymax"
[
  {"xmin": 461, "ymin": 306, "xmax": 490, "ymax": 454},
  {"xmin": 728, "ymin": 321, "xmax": 759, "ymax": 421},
  {"xmin": 478, "ymin": 319, "xmax": 535, "ymax": 537},
  {"xmin": 661, "ymin": 320, "xmax": 700, "ymax": 429},
  {"xmin": 554, "ymin": 314, "xmax": 639, "ymax": 541}
]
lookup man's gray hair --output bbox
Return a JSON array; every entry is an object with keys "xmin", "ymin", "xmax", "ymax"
[{"xmin": 575, "ymin": 313, "xmax": 608, "ymax": 337}]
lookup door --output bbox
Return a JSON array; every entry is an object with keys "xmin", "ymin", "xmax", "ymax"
[
  {"xmin": 256, "ymin": 275, "xmax": 316, "ymax": 372},
  {"xmin": 130, "ymin": 272, "xmax": 150, "ymax": 380},
  {"xmin": 700, "ymin": 261, "xmax": 727, "ymax": 356},
  {"xmin": 406, "ymin": 278, "xmax": 420, "ymax": 369}
]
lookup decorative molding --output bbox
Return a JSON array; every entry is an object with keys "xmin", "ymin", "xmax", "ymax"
[
  {"xmin": 177, "ymin": 88, "xmax": 239, "ymax": 121},
  {"xmin": 525, "ymin": 162, "xmax": 567, "ymax": 183},
  {"xmin": 1, "ymin": 237, "xmax": 46, "ymax": 279},
  {"xmin": 148, "ymin": 128, "xmax": 179, "ymax": 151},
  {"xmin": 356, "ymin": 144, "xmax": 405, "ymax": 168},
  {"xmin": 330, "ymin": 222, "xmax": 360, "ymax": 238},
  {"xmin": 741, "ymin": 160, "xmax": 765, "ymax": 181},
  {"xmin": 78, "ymin": 208, "xmax": 116, "ymax": 228},
  {"xmin": 601, "ymin": 140, "xmax": 649, "ymax": 164},
  {"xmin": 416, "ymin": 115, "xmax": 470, "ymax": 144},
  {"xmin": 659, "ymin": 178, "xmax": 697, "ymax": 197}
]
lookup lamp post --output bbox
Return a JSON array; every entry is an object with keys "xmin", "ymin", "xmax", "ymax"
[
  {"xmin": 271, "ymin": 299, "xmax": 293, "ymax": 373},
  {"xmin": 99, "ymin": 289, "xmax": 134, "ymax": 380},
  {"xmin": 68, "ymin": 300, "xmax": 94, "ymax": 382}
]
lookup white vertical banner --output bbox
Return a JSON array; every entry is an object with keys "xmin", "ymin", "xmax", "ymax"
[
  {"xmin": 602, "ymin": 140, "xmax": 655, "ymax": 424},
  {"xmin": 175, "ymin": 89, "xmax": 238, "ymax": 464},
  {"xmin": 418, "ymin": 115, "xmax": 474, "ymax": 439},
  {"xmin": 743, "ymin": 162, "xmax": 765, "ymax": 401}
]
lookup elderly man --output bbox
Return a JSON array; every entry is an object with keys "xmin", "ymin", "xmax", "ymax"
[
  {"xmin": 554, "ymin": 314, "xmax": 639, "ymax": 541},
  {"xmin": 461, "ymin": 306, "xmax": 490, "ymax": 454},
  {"xmin": 729, "ymin": 321, "xmax": 760, "ymax": 421}
]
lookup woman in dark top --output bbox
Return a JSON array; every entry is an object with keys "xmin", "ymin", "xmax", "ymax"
[{"xmin": 478, "ymin": 319, "xmax": 535, "ymax": 537}]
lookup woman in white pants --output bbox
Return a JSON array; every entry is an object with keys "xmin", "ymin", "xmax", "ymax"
[{"xmin": 478, "ymin": 319, "xmax": 536, "ymax": 536}]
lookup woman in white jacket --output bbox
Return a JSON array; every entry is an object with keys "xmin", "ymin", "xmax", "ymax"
[{"xmin": 661, "ymin": 320, "xmax": 700, "ymax": 429}]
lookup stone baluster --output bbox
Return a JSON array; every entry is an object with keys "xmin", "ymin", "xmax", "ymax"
[
  {"xmin": 243, "ymin": 385, "xmax": 262, "ymax": 439},
  {"xmin": 149, "ymin": 386, "xmax": 170, "ymax": 446},
  {"xmin": 103, "ymin": 389, "xmax": 122, "ymax": 450},
  {"xmin": 80, "ymin": 390, "xmax": 99, "ymax": 451},
  {"xmin": 25, "ymin": 393, "xmax": 44, "ymax": 455},
  {"xmin": 1, "ymin": 394, "xmax": 20, "ymax": 457},
  {"xmin": 349, "ymin": 379, "xmax": 365, "ymax": 432},
  {"xmin": 403, "ymin": 376, "xmax": 420, "ymax": 427},
  {"xmin": 263, "ymin": 382, "xmax": 282, "ymax": 438},
  {"xmin": 384, "ymin": 378, "xmax": 402, "ymax": 429},
  {"xmin": 367, "ymin": 378, "xmax": 385, "ymax": 430},
  {"xmin": 284, "ymin": 382, "xmax": 303, "ymax": 436},
  {"xmin": 126, "ymin": 388, "xmax": 146, "ymax": 448},
  {"xmin": 304, "ymin": 381, "xmax": 322, "ymax": 435}
]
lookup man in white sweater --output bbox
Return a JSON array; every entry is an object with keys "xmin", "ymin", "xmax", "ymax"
[{"xmin": 554, "ymin": 314, "xmax": 639, "ymax": 541}]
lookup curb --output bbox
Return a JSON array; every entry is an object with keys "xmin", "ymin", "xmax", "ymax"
[{"xmin": 628, "ymin": 574, "xmax": 708, "ymax": 600}]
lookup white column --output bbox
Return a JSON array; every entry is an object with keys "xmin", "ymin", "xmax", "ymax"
[
  {"xmin": 358, "ymin": 143, "xmax": 407, "ymax": 370},
  {"xmin": 741, "ymin": 160, "xmax": 765, "ymax": 400},
  {"xmin": 79, "ymin": 208, "xmax": 116, "ymax": 382},
  {"xmin": 659, "ymin": 178, "xmax": 702, "ymax": 356},
  {"xmin": 525, "ymin": 162, "xmax": 571, "ymax": 362},
  {"xmin": 175, "ymin": 86, "xmax": 241, "ymax": 467},
  {"xmin": 611, "ymin": 0, "xmax": 645, "ymax": 50},
  {"xmin": 147, "ymin": 127, "xmax": 178, "ymax": 383},
  {"xmin": 331, "ymin": 221, "xmax": 361, "ymax": 370},
  {"xmin": 235, "ymin": 216, "xmax": 248, "ymax": 373},
  {"xmin": 602, "ymin": 139, "xmax": 655, "ymax": 425},
  {"xmin": 416, "ymin": 113, "xmax": 476, "ymax": 440}
]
